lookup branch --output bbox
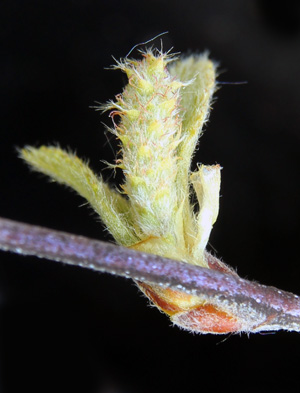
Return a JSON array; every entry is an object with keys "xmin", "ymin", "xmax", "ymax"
[{"xmin": 0, "ymin": 216, "xmax": 300, "ymax": 333}]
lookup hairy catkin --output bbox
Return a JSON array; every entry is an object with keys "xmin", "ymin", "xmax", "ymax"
[{"xmin": 104, "ymin": 51, "xmax": 184, "ymax": 239}]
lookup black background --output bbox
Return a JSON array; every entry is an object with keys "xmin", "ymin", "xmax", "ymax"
[{"xmin": 1, "ymin": 1, "xmax": 300, "ymax": 392}]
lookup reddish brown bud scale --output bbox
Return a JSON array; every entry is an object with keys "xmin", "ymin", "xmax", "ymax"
[
  {"xmin": 138, "ymin": 281, "xmax": 241, "ymax": 333},
  {"xmin": 175, "ymin": 305, "xmax": 241, "ymax": 334}
]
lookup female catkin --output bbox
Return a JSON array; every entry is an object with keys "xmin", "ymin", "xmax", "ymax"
[{"xmin": 103, "ymin": 52, "xmax": 183, "ymax": 241}]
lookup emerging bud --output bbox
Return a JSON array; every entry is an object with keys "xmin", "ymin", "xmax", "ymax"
[{"xmin": 20, "ymin": 47, "xmax": 250, "ymax": 334}]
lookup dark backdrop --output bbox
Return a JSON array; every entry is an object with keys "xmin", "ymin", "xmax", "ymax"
[{"xmin": 1, "ymin": 1, "xmax": 300, "ymax": 392}]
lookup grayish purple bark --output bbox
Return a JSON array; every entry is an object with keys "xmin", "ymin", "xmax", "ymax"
[{"xmin": 0, "ymin": 217, "xmax": 300, "ymax": 333}]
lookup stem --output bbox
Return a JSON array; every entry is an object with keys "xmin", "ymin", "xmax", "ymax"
[{"xmin": 1, "ymin": 216, "xmax": 300, "ymax": 332}]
